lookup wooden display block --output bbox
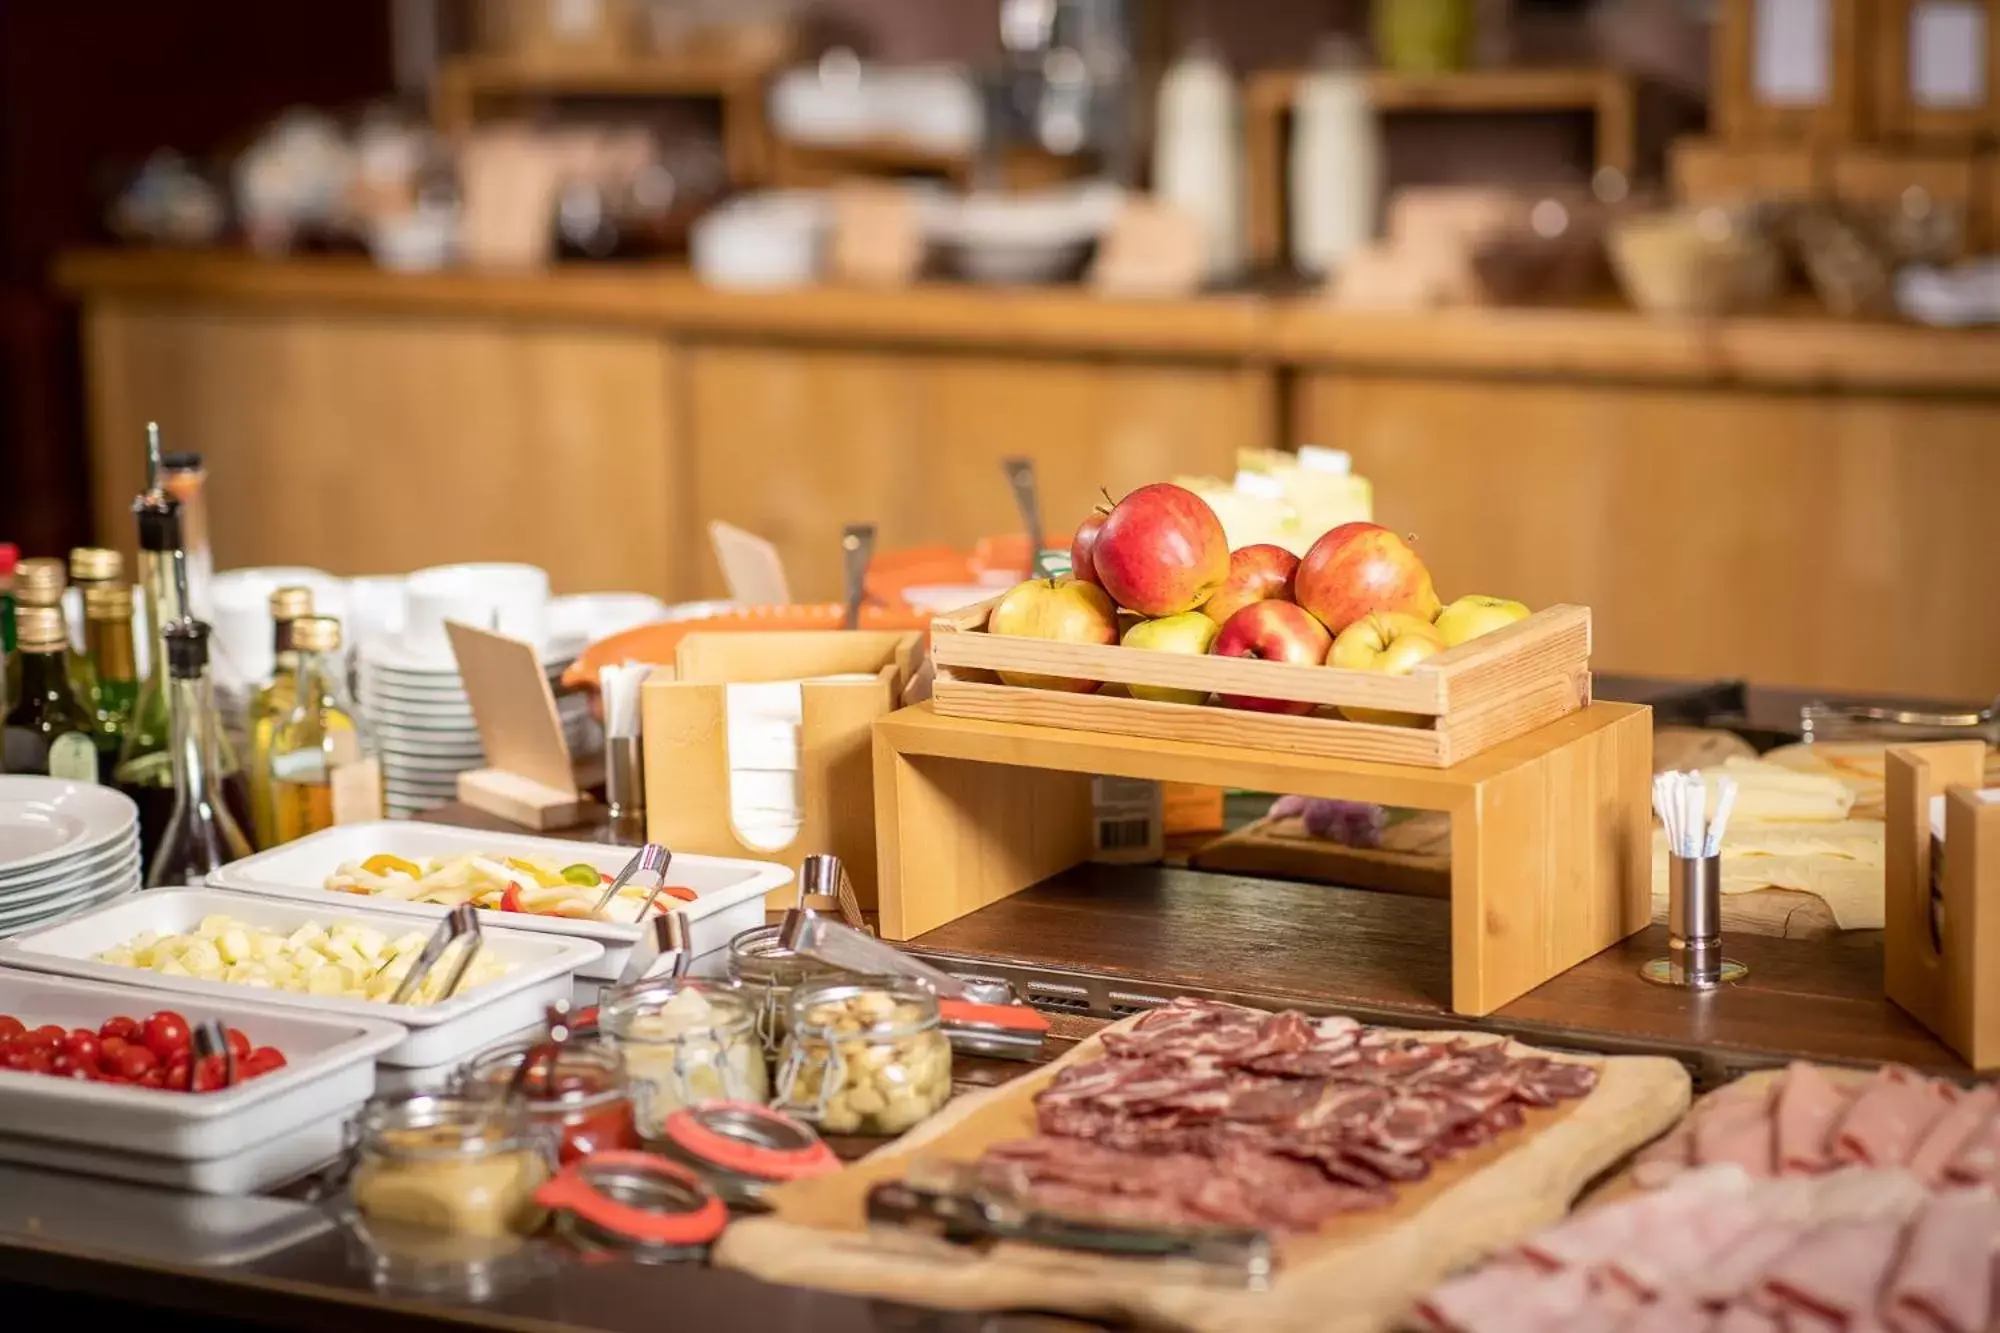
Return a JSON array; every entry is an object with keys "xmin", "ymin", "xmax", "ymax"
[
  {"xmin": 930, "ymin": 600, "xmax": 1592, "ymax": 769},
  {"xmin": 873, "ymin": 701, "xmax": 1652, "ymax": 1017},
  {"xmin": 642, "ymin": 630, "xmax": 921, "ymax": 909},
  {"xmin": 1671, "ymin": 138, "xmax": 1825, "ymax": 203},
  {"xmin": 1885, "ymin": 741, "xmax": 2000, "ymax": 1070}
]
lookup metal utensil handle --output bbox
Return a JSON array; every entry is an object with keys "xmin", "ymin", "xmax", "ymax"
[
  {"xmin": 798, "ymin": 854, "xmax": 868, "ymax": 931},
  {"xmin": 592, "ymin": 842, "xmax": 671, "ymax": 917},
  {"xmin": 615, "ymin": 910, "xmax": 693, "ymax": 987},
  {"xmin": 1803, "ymin": 701, "xmax": 1995, "ymax": 730},
  {"xmin": 1002, "ymin": 457, "xmax": 1045, "ymax": 578},
  {"xmin": 388, "ymin": 903, "xmax": 477, "ymax": 1005},
  {"xmin": 781, "ymin": 910, "xmax": 970, "ymax": 998},
  {"xmin": 190, "ymin": 1018, "xmax": 235, "ymax": 1089},
  {"xmin": 433, "ymin": 917, "xmax": 486, "ymax": 1002},
  {"xmin": 841, "ymin": 524, "xmax": 875, "ymax": 630}
]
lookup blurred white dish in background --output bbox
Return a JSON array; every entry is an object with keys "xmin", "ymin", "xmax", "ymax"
[
  {"xmin": 899, "ymin": 584, "xmax": 997, "ymax": 614},
  {"xmin": 690, "ymin": 191, "xmax": 830, "ymax": 290},
  {"xmin": 210, "ymin": 567, "xmax": 350, "ymax": 693},
  {"xmin": 771, "ymin": 60, "xmax": 982, "ymax": 151},
  {"xmin": 547, "ymin": 592, "xmax": 669, "ymax": 660},
  {"xmin": 402, "ymin": 561, "xmax": 550, "ymax": 664},
  {"xmin": 932, "ymin": 182, "xmax": 1125, "ymax": 286}
]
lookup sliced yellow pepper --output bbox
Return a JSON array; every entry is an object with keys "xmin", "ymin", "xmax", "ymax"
[
  {"xmin": 505, "ymin": 857, "xmax": 564, "ymax": 889},
  {"xmin": 362, "ymin": 853, "xmax": 422, "ymax": 878}
]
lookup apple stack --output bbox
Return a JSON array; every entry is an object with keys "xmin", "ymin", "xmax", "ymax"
[{"xmin": 987, "ymin": 482, "xmax": 1533, "ymax": 722}]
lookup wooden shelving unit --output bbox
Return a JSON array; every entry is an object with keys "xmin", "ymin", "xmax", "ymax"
[
  {"xmin": 430, "ymin": 51, "xmax": 783, "ymax": 182},
  {"xmin": 1243, "ymin": 66, "xmax": 1638, "ymax": 269}
]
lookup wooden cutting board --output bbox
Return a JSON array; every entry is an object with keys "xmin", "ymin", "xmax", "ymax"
[{"xmin": 713, "ymin": 1013, "xmax": 1691, "ymax": 1333}]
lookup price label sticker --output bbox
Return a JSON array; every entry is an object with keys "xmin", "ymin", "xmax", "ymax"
[
  {"xmin": 332, "ymin": 756, "xmax": 384, "ymax": 826},
  {"xmin": 1091, "ymin": 776, "xmax": 1163, "ymax": 864}
]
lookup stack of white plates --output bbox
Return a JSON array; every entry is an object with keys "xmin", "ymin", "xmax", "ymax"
[
  {"xmin": 0, "ymin": 779, "xmax": 141, "ymax": 937},
  {"xmin": 357, "ymin": 641, "xmax": 593, "ymax": 819}
]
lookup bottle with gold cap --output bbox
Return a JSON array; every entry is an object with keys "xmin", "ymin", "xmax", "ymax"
[
  {"xmin": 248, "ymin": 585, "xmax": 314, "ymax": 849},
  {"xmin": 68, "ymin": 546, "xmax": 121, "ymax": 649},
  {"xmin": 148, "ymin": 618, "xmax": 251, "ymax": 887},
  {"xmin": 0, "ymin": 543, "xmax": 18, "ymax": 730},
  {"xmin": 13, "ymin": 558, "xmax": 94, "ymax": 709},
  {"xmin": 268, "ymin": 615, "xmax": 378, "ymax": 844},
  {"xmin": 83, "ymin": 584, "xmax": 139, "ymax": 784},
  {"xmin": 2, "ymin": 605, "xmax": 98, "ymax": 781}
]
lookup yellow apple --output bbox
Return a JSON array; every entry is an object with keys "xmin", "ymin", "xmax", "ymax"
[
  {"xmin": 988, "ymin": 577, "xmax": 1118, "ymax": 692},
  {"xmin": 1328, "ymin": 611, "xmax": 1446, "ymax": 725},
  {"xmin": 1120, "ymin": 612, "xmax": 1220, "ymax": 705},
  {"xmin": 1434, "ymin": 594, "xmax": 1531, "ymax": 647}
]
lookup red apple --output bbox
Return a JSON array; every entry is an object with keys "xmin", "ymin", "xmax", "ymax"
[
  {"xmin": 1201, "ymin": 544, "xmax": 1300, "ymax": 626},
  {"xmin": 987, "ymin": 577, "xmax": 1118, "ymax": 692},
  {"xmin": 1091, "ymin": 483, "xmax": 1230, "ymax": 617},
  {"xmin": 1294, "ymin": 522, "xmax": 1441, "ymax": 636},
  {"xmin": 1070, "ymin": 509, "xmax": 1110, "ymax": 587},
  {"xmin": 1210, "ymin": 601, "xmax": 1333, "ymax": 714}
]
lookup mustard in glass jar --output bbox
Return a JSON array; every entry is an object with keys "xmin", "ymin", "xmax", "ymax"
[
  {"xmin": 773, "ymin": 978, "xmax": 953, "ymax": 1136},
  {"xmin": 598, "ymin": 976, "xmax": 769, "ymax": 1136},
  {"xmin": 350, "ymin": 1093, "xmax": 553, "ymax": 1239}
]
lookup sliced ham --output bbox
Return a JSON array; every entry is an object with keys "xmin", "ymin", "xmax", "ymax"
[
  {"xmin": 1688, "ymin": 1223, "xmax": 1810, "ymax": 1307},
  {"xmin": 1617, "ymin": 1295, "xmax": 1715, "ymax": 1333},
  {"xmin": 1709, "ymin": 1304, "xmax": 1784, "ymax": 1333},
  {"xmin": 1773, "ymin": 1063, "xmax": 1852, "ymax": 1174},
  {"xmin": 1695, "ymin": 1096, "xmax": 1776, "ymax": 1178},
  {"xmin": 1832, "ymin": 1069, "xmax": 1956, "ymax": 1169},
  {"xmin": 1883, "ymin": 1190, "xmax": 2000, "ymax": 1333},
  {"xmin": 1943, "ymin": 1105, "xmax": 2000, "ymax": 1187},
  {"xmin": 1760, "ymin": 1218, "xmax": 1907, "ymax": 1325},
  {"xmin": 1417, "ymin": 1263, "xmax": 1583, "ymax": 1333},
  {"xmin": 1904, "ymin": 1085, "xmax": 1997, "ymax": 1186}
]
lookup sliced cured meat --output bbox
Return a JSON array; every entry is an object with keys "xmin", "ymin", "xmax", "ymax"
[
  {"xmin": 1375, "ymin": 1094, "xmax": 1457, "ymax": 1156},
  {"xmin": 1631, "ymin": 1122, "xmax": 1694, "ymax": 1189},
  {"xmin": 1687, "ymin": 1222, "xmax": 1809, "ymax": 1306},
  {"xmin": 1225, "ymin": 1077, "xmax": 1327, "ymax": 1124},
  {"xmin": 1942, "ymin": 1102, "xmax": 2000, "ymax": 1187},
  {"xmin": 1618, "ymin": 1295, "xmax": 1716, "ymax": 1333},
  {"xmin": 1906, "ymin": 1086, "xmax": 1999, "ymax": 1187},
  {"xmin": 1760, "ymin": 1218, "xmax": 1905, "ymax": 1325},
  {"xmin": 1418, "ymin": 1264, "xmax": 1592, "ymax": 1333},
  {"xmin": 1883, "ymin": 1190, "xmax": 2000, "ymax": 1333},
  {"xmin": 1693, "ymin": 1096, "xmax": 1776, "ymax": 1178},
  {"xmin": 1241, "ymin": 1046, "xmax": 1362, "ymax": 1077},
  {"xmin": 1312, "ymin": 1014, "xmax": 1361, "ymax": 1044},
  {"xmin": 1773, "ymin": 1062, "xmax": 1851, "ymax": 1174},
  {"xmin": 1226, "ymin": 1010, "xmax": 1316, "ymax": 1064},
  {"xmin": 1708, "ymin": 1306, "xmax": 1783, "ymax": 1333},
  {"xmin": 1832, "ymin": 1068, "xmax": 1955, "ymax": 1169},
  {"xmin": 1511, "ymin": 1059, "xmax": 1601, "ymax": 1105},
  {"xmin": 1343, "ymin": 1143, "xmax": 1433, "ymax": 1183}
]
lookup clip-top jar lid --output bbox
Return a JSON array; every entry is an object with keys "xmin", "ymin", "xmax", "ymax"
[
  {"xmin": 662, "ymin": 1102, "xmax": 837, "ymax": 1182},
  {"xmin": 535, "ymin": 1152, "xmax": 725, "ymax": 1249}
]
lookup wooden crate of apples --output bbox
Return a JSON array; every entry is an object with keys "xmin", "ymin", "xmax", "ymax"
[{"xmin": 928, "ymin": 483, "xmax": 1592, "ymax": 767}]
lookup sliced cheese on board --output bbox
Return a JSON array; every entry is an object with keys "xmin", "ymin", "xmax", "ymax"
[
  {"xmin": 1702, "ymin": 757, "xmax": 1856, "ymax": 823},
  {"xmin": 1649, "ymin": 819, "xmax": 1886, "ymax": 930}
]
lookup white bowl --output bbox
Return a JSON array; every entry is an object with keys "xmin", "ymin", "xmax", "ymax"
[{"xmin": 403, "ymin": 562, "xmax": 550, "ymax": 661}]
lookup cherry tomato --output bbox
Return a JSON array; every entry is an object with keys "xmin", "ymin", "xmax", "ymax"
[
  {"xmin": 98, "ymin": 1034, "xmax": 129, "ymax": 1064},
  {"xmin": 0, "ymin": 1049, "xmax": 26, "ymax": 1071},
  {"xmin": 0, "ymin": 1016, "xmax": 23, "ymax": 1041},
  {"xmin": 138, "ymin": 1067, "xmax": 166, "ymax": 1089},
  {"xmin": 26, "ymin": 1025, "xmax": 65, "ymax": 1050},
  {"xmin": 98, "ymin": 1015, "xmax": 140, "ymax": 1042},
  {"xmin": 111, "ymin": 1045, "xmax": 158, "ymax": 1082},
  {"xmin": 62, "ymin": 1030, "xmax": 100, "ymax": 1065},
  {"xmin": 165, "ymin": 1056, "xmax": 192, "ymax": 1091},
  {"xmin": 142, "ymin": 1011, "xmax": 191, "ymax": 1061},
  {"xmin": 243, "ymin": 1047, "xmax": 288, "ymax": 1078},
  {"xmin": 224, "ymin": 1028, "xmax": 252, "ymax": 1061},
  {"xmin": 62, "ymin": 1062, "xmax": 95, "ymax": 1081}
]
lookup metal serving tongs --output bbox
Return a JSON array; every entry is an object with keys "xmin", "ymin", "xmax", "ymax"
[
  {"xmin": 797, "ymin": 852, "xmax": 867, "ymax": 931},
  {"xmin": 1001, "ymin": 457, "xmax": 1048, "ymax": 579},
  {"xmin": 868, "ymin": 1160, "xmax": 1276, "ymax": 1290},
  {"xmin": 840, "ymin": 523, "xmax": 876, "ymax": 630},
  {"xmin": 591, "ymin": 842, "xmax": 674, "ymax": 921},
  {"xmin": 778, "ymin": 879, "xmax": 1050, "ymax": 1060},
  {"xmin": 387, "ymin": 904, "xmax": 485, "ymax": 1006},
  {"xmin": 615, "ymin": 910, "xmax": 695, "ymax": 989},
  {"xmin": 190, "ymin": 1018, "xmax": 236, "ymax": 1091},
  {"xmin": 1800, "ymin": 697, "xmax": 2000, "ymax": 745}
]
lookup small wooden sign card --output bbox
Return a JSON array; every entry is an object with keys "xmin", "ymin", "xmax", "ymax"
[
  {"xmin": 447, "ymin": 620, "xmax": 592, "ymax": 831},
  {"xmin": 1875, "ymin": 0, "xmax": 2000, "ymax": 141},
  {"xmin": 1714, "ymin": 0, "xmax": 1870, "ymax": 143}
]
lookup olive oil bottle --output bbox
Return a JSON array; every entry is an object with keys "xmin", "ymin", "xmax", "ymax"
[
  {"xmin": 268, "ymin": 616, "xmax": 379, "ymax": 844},
  {"xmin": 82, "ymin": 584, "xmax": 140, "ymax": 785},
  {"xmin": 248, "ymin": 586, "xmax": 313, "ymax": 849},
  {"xmin": 2, "ymin": 606, "xmax": 99, "ymax": 781}
]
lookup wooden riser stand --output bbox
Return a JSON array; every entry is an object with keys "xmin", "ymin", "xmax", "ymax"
[{"xmin": 874, "ymin": 701, "xmax": 1653, "ymax": 1017}]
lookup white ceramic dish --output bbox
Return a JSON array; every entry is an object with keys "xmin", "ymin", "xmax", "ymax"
[
  {"xmin": 0, "ymin": 889, "xmax": 601, "ymax": 1070},
  {"xmin": 0, "ymin": 970, "xmax": 402, "ymax": 1192},
  {"xmin": 0, "ymin": 778, "xmax": 139, "ymax": 876},
  {"xmin": 0, "ymin": 829, "xmax": 137, "ymax": 891},
  {"xmin": 0, "ymin": 848, "xmax": 139, "ymax": 915},
  {"xmin": 205, "ymin": 821, "xmax": 792, "ymax": 989}
]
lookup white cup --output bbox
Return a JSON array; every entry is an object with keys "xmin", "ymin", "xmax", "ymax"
[{"xmin": 404, "ymin": 562, "xmax": 551, "ymax": 662}]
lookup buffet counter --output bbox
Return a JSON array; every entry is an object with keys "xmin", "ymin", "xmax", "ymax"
[{"xmin": 56, "ymin": 249, "xmax": 2000, "ymax": 699}]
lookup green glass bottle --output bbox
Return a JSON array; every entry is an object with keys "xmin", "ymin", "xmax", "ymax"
[
  {"xmin": 2, "ymin": 605, "xmax": 99, "ymax": 781},
  {"xmin": 83, "ymin": 584, "xmax": 139, "ymax": 786}
]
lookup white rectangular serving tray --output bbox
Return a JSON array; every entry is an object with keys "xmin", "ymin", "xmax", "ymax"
[
  {"xmin": 0, "ymin": 889, "xmax": 602, "ymax": 1070},
  {"xmin": 0, "ymin": 971, "xmax": 403, "ymax": 1193},
  {"xmin": 0, "ymin": 1160, "xmax": 335, "ymax": 1262},
  {"xmin": 207, "ymin": 821, "xmax": 792, "ymax": 985}
]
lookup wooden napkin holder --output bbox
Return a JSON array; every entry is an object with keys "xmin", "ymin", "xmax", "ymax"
[
  {"xmin": 1886, "ymin": 741, "xmax": 2000, "ymax": 1069},
  {"xmin": 641, "ymin": 630, "xmax": 922, "ymax": 908}
]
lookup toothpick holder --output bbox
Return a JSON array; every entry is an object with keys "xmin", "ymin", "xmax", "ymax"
[{"xmin": 1642, "ymin": 852, "xmax": 1747, "ymax": 989}]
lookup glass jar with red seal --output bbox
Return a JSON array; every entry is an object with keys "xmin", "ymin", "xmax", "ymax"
[
  {"xmin": 458, "ymin": 1039, "xmax": 638, "ymax": 1165},
  {"xmin": 536, "ymin": 1151, "xmax": 727, "ymax": 1264},
  {"xmin": 654, "ymin": 1100, "xmax": 838, "ymax": 1209}
]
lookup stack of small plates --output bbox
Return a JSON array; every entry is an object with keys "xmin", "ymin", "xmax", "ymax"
[
  {"xmin": 0, "ymin": 778, "xmax": 141, "ymax": 937},
  {"xmin": 357, "ymin": 641, "xmax": 593, "ymax": 819}
]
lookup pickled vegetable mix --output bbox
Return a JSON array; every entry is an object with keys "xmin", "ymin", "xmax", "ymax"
[{"xmin": 324, "ymin": 851, "xmax": 700, "ymax": 921}]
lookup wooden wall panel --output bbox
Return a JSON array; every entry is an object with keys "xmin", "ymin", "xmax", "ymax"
[
  {"xmin": 1294, "ymin": 372, "xmax": 2000, "ymax": 700},
  {"xmin": 82, "ymin": 303, "xmax": 683, "ymax": 598},
  {"xmin": 683, "ymin": 346, "xmax": 1269, "ymax": 601}
]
